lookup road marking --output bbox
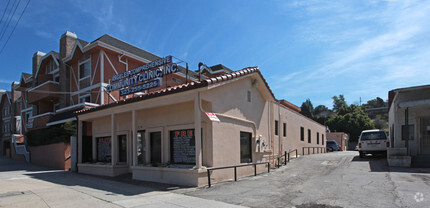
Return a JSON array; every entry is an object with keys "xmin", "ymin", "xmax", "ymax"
[{"xmin": 7, "ymin": 176, "xmax": 30, "ymax": 180}]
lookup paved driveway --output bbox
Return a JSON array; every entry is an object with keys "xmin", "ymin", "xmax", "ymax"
[
  {"xmin": 187, "ymin": 151, "xmax": 430, "ymax": 208},
  {"xmin": 0, "ymin": 157, "xmax": 242, "ymax": 208}
]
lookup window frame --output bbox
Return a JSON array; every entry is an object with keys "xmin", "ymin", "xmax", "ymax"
[
  {"xmin": 317, "ymin": 132, "xmax": 320, "ymax": 144},
  {"xmin": 300, "ymin": 127, "xmax": 304, "ymax": 141},
  {"xmin": 79, "ymin": 94, "xmax": 91, "ymax": 104},
  {"xmin": 78, "ymin": 59, "xmax": 91, "ymax": 81},
  {"xmin": 308, "ymin": 129, "xmax": 311, "ymax": 143},
  {"xmin": 283, "ymin": 123, "xmax": 287, "ymax": 137},
  {"xmin": 275, "ymin": 120, "xmax": 279, "ymax": 136}
]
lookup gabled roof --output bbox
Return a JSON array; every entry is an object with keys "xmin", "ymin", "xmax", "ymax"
[
  {"xmin": 0, "ymin": 91, "xmax": 12, "ymax": 105},
  {"xmin": 76, "ymin": 67, "xmax": 274, "ymax": 115},
  {"xmin": 388, "ymin": 84, "xmax": 430, "ymax": 110},
  {"xmin": 35, "ymin": 51, "xmax": 60, "ymax": 79},
  {"xmin": 94, "ymin": 34, "xmax": 161, "ymax": 62}
]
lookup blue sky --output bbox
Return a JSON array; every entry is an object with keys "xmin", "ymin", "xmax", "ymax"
[{"xmin": 0, "ymin": 0, "xmax": 429, "ymax": 108}]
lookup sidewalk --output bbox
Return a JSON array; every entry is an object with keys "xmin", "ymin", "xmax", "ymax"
[{"xmin": 0, "ymin": 157, "xmax": 244, "ymax": 208}]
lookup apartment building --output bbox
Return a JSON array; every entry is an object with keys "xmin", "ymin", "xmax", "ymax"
[{"xmin": 0, "ymin": 81, "xmax": 23, "ymax": 159}]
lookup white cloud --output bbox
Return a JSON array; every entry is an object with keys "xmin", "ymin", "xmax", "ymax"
[{"xmin": 272, "ymin": 0, "xmax": 430, "ymax": 106}]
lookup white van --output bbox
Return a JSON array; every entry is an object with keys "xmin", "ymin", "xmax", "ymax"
[{"xmin": 358, "ymin": 129, "xmax": 389, "ymax": 158}]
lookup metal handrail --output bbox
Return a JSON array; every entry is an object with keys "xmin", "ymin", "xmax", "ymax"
[
  {"xmin": 302, "ymin": 146, "xmax": 326, "ymax": 155},
  {"xmin": 207, "ymin": 162, "xmax": 270, "ymax": 187},
  {"xmin": 275, "ymin": 149, "xmax": 298, "ymax": 168}
]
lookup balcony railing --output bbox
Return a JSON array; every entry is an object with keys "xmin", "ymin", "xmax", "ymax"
[
  {"xmin": 27, "ymin": 81, "xmax": 60, "ymax": 104},
  {"xmin": 27, "ymin": 112, "xmax": 55, "ymax": 130}
]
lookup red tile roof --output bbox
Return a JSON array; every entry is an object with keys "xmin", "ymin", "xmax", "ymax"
[{"xmin": 75, "ymin": 67, "xmax": 274, "ymax": 115}]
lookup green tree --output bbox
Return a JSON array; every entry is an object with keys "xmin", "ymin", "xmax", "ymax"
[
  {"xmin": 332, "ymin": 94, "xmax": 347, "ymax": 112},
  {"xmin": 314, "ymin": 105, "xmax": 329, "ymax": 115},
  {"xmin": 300, "ymin": 99, "xmax": 314, "ymax": 119},
  {"xmin": 367, "ymin": 97, "xmax": 385, "ymax": 108},
  {"xmin": 326, "ymin": 104, "xmax": 375, "ymax": 143}
]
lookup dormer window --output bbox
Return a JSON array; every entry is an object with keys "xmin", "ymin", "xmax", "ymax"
[{"xmin": 45, "ymin": 60, "xmax": 56, "ymax": 74}]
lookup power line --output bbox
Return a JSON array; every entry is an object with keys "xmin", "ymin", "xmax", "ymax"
[
  {"xmin": 0, "ymin": 0, "xmax": 30, "ymax": 56},
  {"xmin": 0, "ymin": 0, "xmax": 21, "ymax": 42},
  {"xmin": 0, "ymin": 0, "xmax": 11, "ymax": 28}
]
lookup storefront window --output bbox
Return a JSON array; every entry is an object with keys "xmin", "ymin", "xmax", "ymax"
[
  {"xmin": 170, "ymin": 129, "xmax": 195, "ymax": 164},
  {"xmin": 97, "ymin": 136, "xmax": 111, "ymax": 162},
  {"xmin": 150, "ymin": 132, "xmax": 162, "ymax": 164},
  {"xmin": 118, "ymin": 135, "xmax": 127, "ymax": 163},
  {"xmin": 137, "ymin": 130, "xmax": 146, "ymax": 164}
]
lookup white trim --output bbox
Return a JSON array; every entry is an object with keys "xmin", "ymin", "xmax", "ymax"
[
  {"xmin": 63, "ymin": 40, "xmax": 152, "ymax": 66},
  {"xmin": 49, "ymin": 68, "xmax": 59, "ymax": 75},
  {"xmin": 103, "ymin": 50, "xmax": 118, "ymax": 75},
  {"xmin": 28, "ymin": 81, "xmax": 59, "ymax": 92},
  {"xmin": 29, "ymin": 112, "xmax": 55, "ymax": 119},
  {"xmin": 79, "ymin": 94, "xmax": 91, "ymax": 104},
  {"xmin": 63, "ymin": 41, "xmax": 84, "ymax": 63},
  {"xmin": 91, "ymin": 52, "xmax": 101, "ymax": 85},
  {"xmin": 55, "ymin": 102, "xmax": 99, "ymax": 113},
  {"xmin": 78, "ymin": 59, "xmax": 91, "ymax": 81},
  {"xmin": 398, "ymin": 99, "xmax": 430, "ymax": 108},
  {"xmin": 56, "ymin": 103, "xmax": 85, "ymax": 113},
  {"xmin": 71, "ymin": 83, "xmax": 104, "ymax": 96},
  {"xmin": 46, "ymin": 117, "xmax": 76, "ymax": 127},
  {"xmin": 100, "ymin": 50, "xmax": 105, "ymax": 104},
  {"xmin": 69, "ymin": 64, "xmax": 79, "ymax": 91},
  {"xmin": 21, "ymin": 107, "xmax": 33, "ymax": 113},
  {"xmin": 97, "ymin": 41, "xmax": 152, "ymax": 63}
]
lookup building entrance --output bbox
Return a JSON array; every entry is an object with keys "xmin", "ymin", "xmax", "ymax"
[{"xmin": 420, "ymin": 117, "xmax": 430, "ymax": 154}]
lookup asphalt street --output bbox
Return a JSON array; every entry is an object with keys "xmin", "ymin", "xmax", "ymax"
[{"xmin": 186, "ymin": 151, "xmax": 430, "ymax": 208}]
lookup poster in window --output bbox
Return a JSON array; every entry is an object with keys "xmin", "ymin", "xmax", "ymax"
[
  {"xmin": 97, "ymin": 137, "xmax": 111, "ymax": 162},
  {"xmin": 170, "ymin": 129, "xmax": 195, "ymax": 164}
]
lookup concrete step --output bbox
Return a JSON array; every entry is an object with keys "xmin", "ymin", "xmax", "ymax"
[{"xmin": 411, "ymin": 156, "xmax": 430, "ymax": 168}]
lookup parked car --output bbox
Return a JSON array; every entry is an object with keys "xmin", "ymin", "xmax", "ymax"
[
  {"xmin": 358, "ymin": 129, "xmax": 389, "ymax": 158},
  {"xmin": 326, "ymin": 140, "xmax": 340, "ymax": 152}
]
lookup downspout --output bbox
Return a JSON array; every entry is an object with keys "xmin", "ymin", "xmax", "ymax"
[
  {"xmin": 118, "ymin": 53, "xmax": 128, "ymax": 71},
  {"xmin": 278, "ymin": 101, "xmax": 281, "ymax": 154}
]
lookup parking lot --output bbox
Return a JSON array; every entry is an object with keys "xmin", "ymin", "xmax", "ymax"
[
  {"xmin": 1, "ymin": 152, "xmax": 429, "ymax": 208},
  {"xmin": 186, "ymin": 151, "xmax": 430, "ymax": 208}
]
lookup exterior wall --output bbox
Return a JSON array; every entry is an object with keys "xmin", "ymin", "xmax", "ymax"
[
  {"xmin": 389, "ymin": 88, "xmax": 430, "ymax": 156},
  {"xmin": 275, "ymin": 102, "xmax": 326, "ymax": 155},
  {"xmin": 327, "ymin": 132, "xmax": 349, "ymax": 151},
  {"xmin": 28, "ymin": 142, "xmax": 71, "ymax": 170},
  {"xmin": 77, "ymin": 73, "xmax": 329, "ymax": 186},
  {"xmin": 203, "ymin": 76, "xmax": 271, "ymax": 167}
]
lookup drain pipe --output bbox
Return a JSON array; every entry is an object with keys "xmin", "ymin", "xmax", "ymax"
[{"xmin": 118, "ymin": 53, "xmax": 128, "ymax": 71}]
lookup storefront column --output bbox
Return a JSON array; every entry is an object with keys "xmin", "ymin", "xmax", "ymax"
[
  {"xmin": 194, "ymin": 93, "xmax": 202, "ymax": 169},
  {"xmin": 78, "ymin": 119, "xmax": 83, "ymax": 164},
  {"xmin": 92, "ymin": 135, "xmax": 96, "ymax": 161},
  {"xmin": 132, "ymin": 110, "xmax": 137, "ymax": 166},
  {"xmin": 111, "ymin": 114, "xmax": 116, "ymax": 166}
]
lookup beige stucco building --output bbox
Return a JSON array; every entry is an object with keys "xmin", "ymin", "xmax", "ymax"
[{"xmin": 76, "ymin": 67, "xmax": 326, "ymax": 186}]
